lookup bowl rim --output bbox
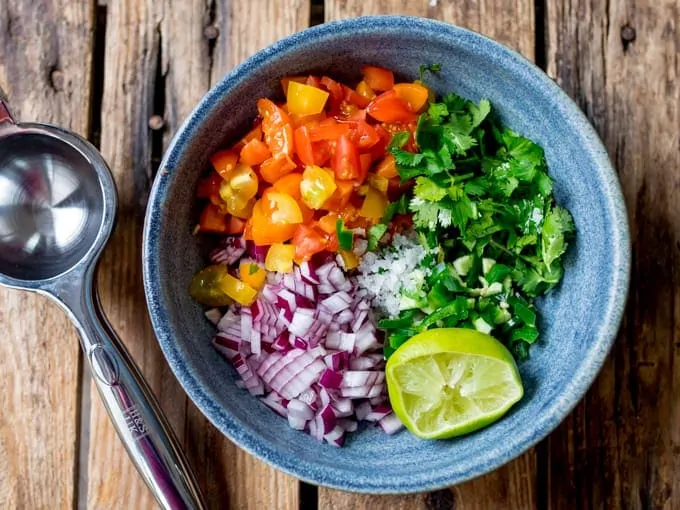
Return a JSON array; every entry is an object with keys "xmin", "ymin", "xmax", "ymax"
[{"xmin": 142, "ymin": 15, "xmax": 630, "ymax": 493}]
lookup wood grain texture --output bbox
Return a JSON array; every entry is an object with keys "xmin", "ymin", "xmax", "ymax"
[
  {"xmin": 545, "ymin": 0, "xmax": 679, "ymax": 508},
  {"xmin": 0, "ymin": 1, "xmax": 93, "ymax": 508},
  {"xmin": 88, "ymin": 1, "xmax": 307, "ymax": 509},
  {"xmin": 320, "ymin": 1, "xmax": 536, "ymax": 508}
]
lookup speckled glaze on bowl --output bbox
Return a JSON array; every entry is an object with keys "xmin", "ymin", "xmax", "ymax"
[{"xmin": 142, "ymin": 16, "xmax": 630, "ymax": 493}]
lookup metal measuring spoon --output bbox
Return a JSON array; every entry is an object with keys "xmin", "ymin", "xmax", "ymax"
[{"xmin": 0, "ymin": 89, "xmax": 206, "ymax": 510}]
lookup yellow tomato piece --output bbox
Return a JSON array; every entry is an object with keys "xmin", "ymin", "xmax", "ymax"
[
  {"xmin": 356, "ymin": 80, "xmax": 376, "ymax": 100},
  {"xmin": 338, "ymin": 249, "xmax": 360, "ymax": 270},
  {"xmin": 300, "ymin": 165, "xmax": 337, "ymax": 209},
  {"xmin": 265, "ymin": 243, "xmax": 296, "ymax": 273},
  {"xmin": 239, "ymin": 261, "xmax": 267, "ymax": 290},
  {"xmin": 286, "ymin": 81, "xmax": 330, "ymax": 116},
  {"xmin": 360, "ymin": 187, "xmax": 388, "ymax": 220},
  {"xmin": 229, "ymin": 163, "xmax": 259, "ymax": 200},
  {"xmin": 217, "ymin": 273, "xmax": 258, "ymax": 306},
  {"xmin": 219, "ymin": 181, "xmax": 255, "ymax": 218},
  {"xmin": 262, "ymin": 191, "xmax": 304, "ymax": 224},
  {"xmin": 393, "ymin": 83, "xmax": 430, "ymax": 113},
  {"xmin": 368, "ymin": 174, "xmax": 389, "ymax": 193}
]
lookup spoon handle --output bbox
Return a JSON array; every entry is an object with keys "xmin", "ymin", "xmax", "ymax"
[{"xmin": 59, "ymin": 278, "xmax": 207, "ymax": 510}]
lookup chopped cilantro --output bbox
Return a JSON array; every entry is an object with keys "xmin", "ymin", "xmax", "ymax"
[{"xmin": 367, "ymin": 224, "xmax": 388, "ymax": 251}]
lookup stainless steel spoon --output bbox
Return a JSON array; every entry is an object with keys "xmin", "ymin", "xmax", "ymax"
[{"xmin": 0, "ymin": 89, "xmax": 206, "ymax": 510}]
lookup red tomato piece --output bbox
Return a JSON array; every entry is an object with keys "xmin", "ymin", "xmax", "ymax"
[
  {"xmin": 257, "ymin": 98, "xmax": 294, "ymax": 158},
  {"xmin": 366, "ymin": 90, "xmax": 418, "ymax": 123},
  {"xmin": 196, "ymin": 172, "xmax": 223, "ymax": 198},
  {"xmin": 293, "ymin": 224, "xmax": 328, "ymax": 261},
  {"xmin": 343, "ymin": 85, "xmax": 370, "ymax": 109},
  {"xmin": 308, "ymin": 118, "xmax": 351, "ymax": 142},
  {"xmin": 198, "ymin": 203, "xmax": 228, "ymax": 233},
  {"xmin": 360, "ymin": 66, "xmax": 395, "ymax": 91},
  {"xmin": 239, "ymin": 138, "xmax": 271, "ymax": 166},
  {"xmin": 332, "ymin": 135, "xmax": 362, "ymax": 181},
  {"xmin": 294, "ymin": 125, "xmax": 316, "ymax": 166}
]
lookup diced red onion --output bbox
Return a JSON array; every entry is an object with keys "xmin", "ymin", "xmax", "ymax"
[
  {"xmin": 319, "ymin": 369, "xmax": 343, "ymax": 389},
  {"xmin": 204, "ymin": 308, "xmax": 222, "ymax": 325},
  {"xmin": 211, "ymin": 236, "xmax": 247, "ymax": 265},
  {"xmin": 288, "ymin": 399, "xmax": 314, "ymax": 421},
  {"xmin": 246, "ymin": 241, "xmax": 269, "ymax": 263},
  {"xmin": 262, "ymin": 393, "xmax": 287, "ymax": 416},
  {"xmin": 338, "ymin": 418, "xmax": 358, "ymax": 432},
  {"xmin": 323, "ymin": 425, "xmax": 345, "ymax": 447},
  {"xmin": 353, "ymin": 238, "xmax": 368, "ymax": 256},
  {"xmin": 349, "ymin": 354, "xmax": 384, "ymax": 370},
  {"xmin": 355, "ymin": 400, "xmax": 372, "ymax": 421},
  {"xmin": 378, "ymin": 413, "xmax": 404, "ymax": 435},
  {"xmin": 341, "ymin": 371, "xmax": 384, "ymax": 388},
  {"xmin": 365, "ymin": 405, "xmax": 392, "ymax": 422},
  {"xmin": 340, "ymin": 383, "xmax": 385, "ymax": 399},
  {"xmin": 288, "ymin": 308, "xmax": 316, "ymax": 337},
  {"xmin": 287, "ymin": 415, "xmax": 307, "ymax": 430},
  {"xmin": 299, "ymin": 261, "xmax": 320, "ymax": 284}
]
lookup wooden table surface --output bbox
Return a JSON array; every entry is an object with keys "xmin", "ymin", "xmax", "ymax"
[{"xmin": 0, "ymin": 0, "xmax": 677, "ymax": 508}]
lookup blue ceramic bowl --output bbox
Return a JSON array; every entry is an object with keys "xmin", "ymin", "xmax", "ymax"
[{"xmin": 143, "ymin": 16, "xmax": 630, "ymax": 493}]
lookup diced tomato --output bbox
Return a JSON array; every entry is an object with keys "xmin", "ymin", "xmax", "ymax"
[
  {"xmin": 196, "ymin": 171, "xmax": 223, "ymax": 198},
  {"xmin": 308, "ymin": 118, "xmax": 351, "ymax": 142},
  {"xmin": 361, "ymin": 66, "xmax": 394, "ymax": 91},
  {"xmin": 261, "ymin": 190, "xmax": 304, "ymax": 224},
  {"xmin": 259, "ymin": 154, "xmax": 297, "ymax": 183},
  {"xmin": 306, "ymin": 75, "xmax": 322, "ymax": 88},
  {"xmin": 225, "ymin": 215, "xmax": 246, "ymax": 234},
  {"xmin": 359, "ymin": 187, "xmax": 388, "ymax": 220},
  {"xmin": 322, "ymin": 180, "xmax": 354, "ymax": 211},
  {"xmin": 320, "ymin": 76, "xmax": 344, "ymax": 111},
  {"xmin": 316, "ymin": 212, "xmax": 339, "ymax": 234},
  {"xmin": 359, "ymin": 153, "xmax": 372, "ymax": 176},
  {"xmin": 344, "ymin": 120, "xmax": 380, "ymax": 150},
  {"xmin": 281, "ymin": 76, "xmax": 307, "ymax": 97},
  {"xmin": 294, "ymin": 125, "xmax": 315, "ymax": 166},
  {"xmin": 287, "ymin": 81, "xmax": 330, "ymax": 116},
  {"xmin": 300, "ymin": 203, "xmax": 315, "ymax": 223},
  {"xmin": 293, "ymin": 224, "xmax": 328, "ymax": 261},
  {"xmin": 375, "ymin": 154, "xmax": 398, "ymax": 179},
  {"xmin": 272, "ymin": 172, "xmax": 303, "ymax": 200},
  {"xmin": 343, "ymin": 85, "xmax": 370, "ymax": 108},
  {"xmin": 250, "ymin": 200, "xmax": 296, "ymax": 245},
  {"xmin": 332, "ymin": 135, "xmax": 362, "ymax": 181},
  {"xmin": 325, "ymin": 232, "xmax": 339, "ymax": 252},
  {"xmin": 300, "ymin": 165, "xmax": 337, "ymax": 209},
  {"xmin": 257, "ymin": 98, "xmax": 294, "ymax": 158},
  {"xmin": 239, "ymin": 261, "xmax": 266, "ymax": 289},
  {"xmin": 393, "ymin": 83, "xmax": 429, "ymax": 113},
  {"xmin": 235, "ymin": 124, "xmax": 263, "ymax": 151},
  {"xmin": 366, "ymin": 90, "xmax": 418, "ymax": 123},
  {"xmin": 369, "ymin": 124, "xmax": 391, "ymax": 161},
  {"xmin": 312, "ymin": 140, "xmax": 332, "ymax": 166},
  {"xmin": 356, "ymin": 80, "xmax": 376, "ymax": 101},
  {"xmin": 389, "ymin": 214, "xmax": 414, "ymax": 235},
  {"xmin": 198, "ymin": 203, "xmax": 227, "ymax": 233},
  {"xmin": 289, "ymin": 112, "xmax": 326, "ymax": 129},
  {"xmin": 239, "ymin": 138, "xmax": 271, "ymax": 166},
  {"xmin": 210, "ymin": 150, "xmax": 239, "ymax": 180}
]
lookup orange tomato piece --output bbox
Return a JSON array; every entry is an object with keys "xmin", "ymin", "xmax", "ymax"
[
  {"xmin": 356, "ymin": 80, "xmax": 376, "ymax": 101},
  {"xmin": 375, "ymin": 154, "xmax": 398, "ymax": 179},
  {"xmin": 239, "ymin": 261, "xmax": 267, "ymax": 290},
  {"xmin": 316, "ymin": 212, "xmax": 339, "ymax": 234},
  {"xmin": 343, "ymin": 85, "xmax": 370, "ymax": 109},
  {"xmin": 320, "ymin": 76, "xmax": 344, "ymax": 109},
  {"xmin": 366, "ymin": 90, "xmax": 418, "ymax": 123},
  {"xmin": 235, "ymin": 124, "xmax": 263, "ymax": 151},
  {"xmin": 250, "ymin": 200, "xmax": 296, "ymax": 245},
  {"xmin": 289, "ymin": 112, "xmax": 326, "ymax": 129},
  {"xmin": 273, "ymin": 172, "xmax": 303, "ymax": 200},
  {"xmin": 293, "ymin": 225, "xmax": 328, "ymax": 262},
  {"xmin": 240, "ymin": 138, "xmax": 271, "ymax": 166},
  {"xmin": 210, "ymin": 150, "xmax": 239, "ymax": 180},
  {"xmin": 257, "ymin": 98, "xmax": 294, "ymax": 158},
  {"xmin": 312, "ymin": 140, "xmax": 333, "ymax": 166},
  {"xmin": 361, "ymin": 66, "xmax": 395, "ymax": 91},
  {"xmin": 198, "ymin": 203, "xmax": 228, "ymax": 233},
  {"xmin": 259, "ymin": 154, "xmax": 297, "ymax": 183},
  {"xmin": 308, "ymin": 118, "xmax": 351, "ymax": 142},
  {"xmin": 261, "ymin": 190, "xmax": 304, "ymax": 224},
  {"xmin": 322, "ymin": 180, "xmax": 354, "ymax": 212},
  {"xmin": 345, "ymin": 120, "xmax": 380, "ymax": 150},
  {"xmin": 394, "ymin": 83, "xmax": 430, "ymax": 113}
]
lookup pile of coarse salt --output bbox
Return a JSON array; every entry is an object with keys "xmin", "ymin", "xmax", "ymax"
[{"xmin": 354, "ymin": 233, "xmax": 429, "ymax": 318}]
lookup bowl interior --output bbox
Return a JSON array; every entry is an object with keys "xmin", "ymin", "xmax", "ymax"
[{"xmin": 144, "ymin": 17, "xmax": 628, "ymax": 492}]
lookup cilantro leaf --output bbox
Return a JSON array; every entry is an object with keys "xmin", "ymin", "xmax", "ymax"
[
  {"xmin": 388, "ymin": 131, "xmax": 411, "ymax": 150},
  {"xmin": 428, "ymin": 102, "xmax": 449, "ymax": 122},
  {"xmin": 414, "ymin": 177, "xmax": 447, "ymax": 201},
  {"xmin": 443, "ymin": 92, "xmax": 467, "ymax": 112},
  {"xmin": 469, "ymin": 98, "xmax": 491, "ymax": 129},
  {"xmin": 368, "ymin": 224, "xmax": 388, "ymax": 251},
  {"xmin": 419, "ymin": 63, "xmax": 441, "ymax": 81},
  {"xmin": 382, "ymin": 195, "xmax": 409, "ymax": 223},
  {"xmin": 391, "ymin": 148, "xmax": 424, "ymax": 167},
  {"xmin": 541, "ymin": 206, "xmax": 575, "ymax": 270}
]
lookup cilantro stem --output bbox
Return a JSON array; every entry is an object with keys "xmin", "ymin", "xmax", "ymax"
[
  {"xmin": 489, "ymin": 239, "xmax": 535, "ymax": 265},
  {"xmin": 451, "ymin": 172, "xmax": 475, "ymax": 183}
]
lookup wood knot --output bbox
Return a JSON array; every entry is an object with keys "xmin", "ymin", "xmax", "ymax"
[
  {"xmin": 621, "ymin": 25, "xmax": 636, "ymax": 51},
  {"xmin": 50, "ymin": 69, "xmax": 65, "ymax": 91},
  {"xmin": 148, "ymin": 115, "xmax": 165, "ymax": 131},
  {"xmin": 425, "ymin": 489, "xmax": 456, "ymax": 510},
  {"xmin": 203, "ymin": 25, "xmax": 219, "ymax": 40}
]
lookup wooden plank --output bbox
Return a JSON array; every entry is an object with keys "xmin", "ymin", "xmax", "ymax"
[
  {"xmin": 544, "ymin": 0, "xmax": 679, "ymax": 508},
  {"xmin": 320, "ymin": 1, "xmax": 536, "ymax": 509},
  {"xmin": 0, "ymin": 1, "xmax": 93, "ymax": 508},
  {"xmin": 87, "ymin": 0, "xmax": 308, "ymax": 508}
]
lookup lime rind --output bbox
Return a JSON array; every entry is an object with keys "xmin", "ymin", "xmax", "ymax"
[{"xmin": 386, "ymin": 328, "xmax": 524, "ymax": 439}]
